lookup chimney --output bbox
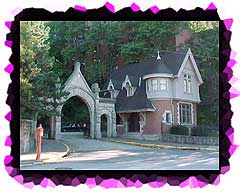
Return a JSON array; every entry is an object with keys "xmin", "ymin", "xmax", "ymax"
[{"xmin": 175, "ymin": 30, "xmax": 192, "ymax": 51}]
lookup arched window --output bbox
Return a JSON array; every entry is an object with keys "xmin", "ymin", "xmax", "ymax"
[
  {"xmin": 126, "ymin": 82, "xmax": 133, "ymax": 96},
  {"xmin": 184, "ymin": 74, "xmax": 192, "ymax": 94}
]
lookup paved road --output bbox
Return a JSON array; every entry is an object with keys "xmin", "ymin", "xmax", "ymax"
[{"xmin": 22, "ymin": 135, "xmax": 219, "ymax": 170}]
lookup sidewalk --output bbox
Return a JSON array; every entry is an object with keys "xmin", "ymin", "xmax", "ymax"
[
  {"xmin": 20, "ymin": 138, "xmax": 70, "ymax": 167},
  {"xmin": 101, "ymin": 137, "xmax": 219, "ymax": 152}
]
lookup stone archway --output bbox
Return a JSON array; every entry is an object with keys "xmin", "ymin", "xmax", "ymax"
[
  {"xmin": 55, "ymin": 87, "xmax": 95, "ymax": 139},
  {"xmin": 61, "ymin": 96, "xmax": 90, "ymax": 134},
  {"xmin": 53, "ymin": 61, "xmax": 116, "ymax": 140},
  {"xmin": 95, "ymin": 107, "xmax": 116, "ymax": 138},
  {"xmin": 100, "ymin": 114, "xmax": 108, "ymax": 137}
]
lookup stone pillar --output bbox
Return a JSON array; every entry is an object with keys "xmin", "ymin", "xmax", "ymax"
[
  {"xmin": 107, "ymin": 115, "xmax": 112, "ymax": 137},
  {"xmin": 119, "ymin": 114, "xmax": 126, "ymax": 134},
  {"xmin": 139, "ymin": 112, "xmax": 146, "ymax": 135},
  {"xmin": 112, "ymin": 111, "xmax": 117, "ymax": 137},
  {"xmin": 55, "ymin": 107, "xmax": 62, "ymax": 140},
  {"xmin": 90, "ymin": 109, "xmax": 95, "ymax": 139},
  {"xmin": 139, "ymin": 121, "xmax": 144, "ymax": 135},
  {"xmin": 91, "ymin": 83, "xmax": 100, "ymax": 139},
  {"xmin": 122, "ymin": 114, "xmax": 130, "ymax": 133},
  {"xmin": 95, "ymin": 114, "xmax": 102, "ymax": 139}
]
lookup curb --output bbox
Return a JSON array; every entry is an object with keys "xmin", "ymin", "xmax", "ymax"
[
  {"xmin": 20, "ymin": 140, "xmax": 71, "ymax": 167},
  {"xmin": 102, "ymin": 139, "xmax": 219, "ymax": 152},
  {"xmin": 55, "ymin": 139, "xmax": 71, "ymax": 157}
]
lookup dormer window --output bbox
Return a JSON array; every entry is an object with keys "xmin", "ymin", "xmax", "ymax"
[
  {"xmin": 126, "ymin": 82, "xmax": 133, "ymax": 96},
  {"xmin": 184, "ymin": 74, "xmax": 191, "ymax": 94}
]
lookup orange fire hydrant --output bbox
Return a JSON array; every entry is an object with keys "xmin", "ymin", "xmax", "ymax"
[{"xmin": 36, "ymin": 124, "xmax": 44, "ymax": 160}]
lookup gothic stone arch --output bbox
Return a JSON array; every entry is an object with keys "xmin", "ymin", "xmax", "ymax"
[
  {"xmin": 96, "ymin": 108, "xmax": 117, "ymax": 138},
  {"xmin": 54, "ymin": 62, "xmax": 116, "ymax": 140},
  {"xmin": 55, "ymin": 87, "xmax": 95, "ymax": 139}
]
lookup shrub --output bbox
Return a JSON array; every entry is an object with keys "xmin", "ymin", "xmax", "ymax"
[
  {"xmin": 169, "ymin": 125, "xmax": 189, "ymax": 135},
  {"xmin": 191, "ymin": 125, "xmax": 219, "ymax": 137}
]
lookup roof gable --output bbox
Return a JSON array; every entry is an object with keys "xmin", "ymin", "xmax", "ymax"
[
  {"xmin": 177, "ymin": 48, "xmax": 203, "ymax": 84},
  {"xmin": 121, "ymin": 75, "xmax": 131, "ymax": 89},
  {"xmin": 107, "ymin": 79, "xmax": 115, "ymax": 90},
  {"xmin": 161, "ymin": 49, "xmax": 187, "ymax": 74}
]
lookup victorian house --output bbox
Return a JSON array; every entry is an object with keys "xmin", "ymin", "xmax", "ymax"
[{"xmin": 104, "ymin": 48, "xmax": 203, "ymax": 138}]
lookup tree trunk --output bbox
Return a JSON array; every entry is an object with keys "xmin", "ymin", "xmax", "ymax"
[{"xmin": 33, "ymin": 112, "xmax": 39, "ymax": 131}]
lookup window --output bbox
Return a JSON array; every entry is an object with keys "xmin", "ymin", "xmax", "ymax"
[
  {"xmin": 152, "ymin": 79, "xmax": 158, "ymax": 91},
  {"xmin": 149, "ymin": 78, "xmax": 167, "ymax": 92},
  {"xmin": 163, "ymin": 111, "xmax": 172, "ymax": 124},
  {"xmin": 126, "ymin": 82, "xmax": 133, "ymax": 96},
  {"xmin": 184, "ymin": 74, "xmax": 191, "ymax": 94},
  {"xmin": 166, "ymin": 112, "xmax": 171, "ymax": 123},
  {"xmin": 179, "ymin": 103, "xmax": 192, "ymax": 124},
  {"xmin": 129, "ymin": 87, "xmax": 133, "ymax": 96},
  {"xmin": 159, "ymin": 79, "xmax": 167, "ymax": 91}
]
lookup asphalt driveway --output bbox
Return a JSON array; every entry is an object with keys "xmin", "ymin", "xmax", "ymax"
[{"xmin": 21, "ymin": 135, "xmax": 219, "ymax": 170}]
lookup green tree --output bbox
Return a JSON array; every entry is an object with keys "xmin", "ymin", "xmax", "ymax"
[
  {"xmin": 119, "ymin": 21, "xmax": 188, "ymax": 62},
  {"xmin": 46, "ymin": 21, "xmax": 219, "ymax": 126},
  {"xmin": 20, "ymin": 21, "xmax": 68, "ymax": 125}
]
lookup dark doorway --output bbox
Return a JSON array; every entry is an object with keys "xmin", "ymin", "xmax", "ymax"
[
  {"xmin": 61, "ymin": 96, "xmax": 90, "ymax": 136},
  {"xmin": 128, "ymin": 113, "xmax": 140, "ymax": 132},
  {"xmin": 101, "ymin": 114, "xmax": 108, "ymax": 137},
  {"xmin": 116, "ymin": 114, "xmax": 123, "ymax": 125}
]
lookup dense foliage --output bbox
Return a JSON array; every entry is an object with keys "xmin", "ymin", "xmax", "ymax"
[
  {"xmin": 61, "ymin": 96, "xmax": 89, "ymax": 125},
  {"xmin": 20, "ymin": 21, "xmax": 219, "ymax": 126},
  {"xmin": 20, "ymin": 21, "xmax": 68, "ymax": 123}
]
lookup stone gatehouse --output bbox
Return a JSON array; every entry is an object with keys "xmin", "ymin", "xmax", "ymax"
[
  {"xmin": 54, "ymin": 62, "xmax": 117, "ymax": 139},
  {"xmin": 51, "ymin": 48, "xmax": 203, "ymax": 140}
]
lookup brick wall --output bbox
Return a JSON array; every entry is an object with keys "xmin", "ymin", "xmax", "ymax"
[
  {"xmin": 116, "ymin": 124, "xmax": 125, "ymax": 136},
  {"xmin": 144, "ymin": 100, "xmax": 172, "ymax": 134}
]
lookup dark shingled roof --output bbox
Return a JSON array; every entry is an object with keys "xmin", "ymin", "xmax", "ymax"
[
  {"xmin": 161, "ymin": 50, "xmax": 187, "ymax": 74},
  {"xmin": 111, "ymin": 79, "xmax": 122, "ymax": 89},
  {"xmin": 115, "ymin": 80, "xmax": 155, "ymax": 112},
  {"xmin": 104, "ymin": 50, "xmax": 188, "ymax": 112},
  {"xmin": 128, "ymin": 75, "xmax": 139, "ymax": 87},
  {"xmin": 108, "ymin": 49, "xmax": 188, "ymax": 85}
]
